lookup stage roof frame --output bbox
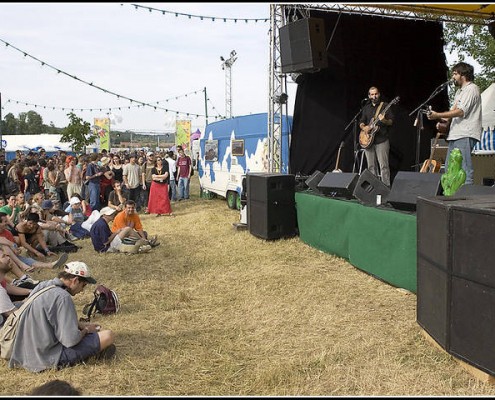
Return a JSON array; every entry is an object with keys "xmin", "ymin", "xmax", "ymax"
[{"xmin": 286, "ymin": 3, "xmax": 495, "ymax": 26}]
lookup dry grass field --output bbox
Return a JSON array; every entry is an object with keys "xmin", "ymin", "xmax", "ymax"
[{"xmin": 2, "ymin": 176, "xmax": 495, "ymax": 396}]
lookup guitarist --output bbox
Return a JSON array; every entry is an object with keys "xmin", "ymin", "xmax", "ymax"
[
  {"xmin": 427, "ymin": 62, "xmax": 482, "ymax": 185},
  {"xmin": 359, "ymin": 86, "xmax": 394, "ymax": 187}
]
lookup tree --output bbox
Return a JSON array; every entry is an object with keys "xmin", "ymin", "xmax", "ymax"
[
  {"xmin": 443, "ymin": 22, "xmax": 495, "ymax": 92},
  {"xmin": 61, "ymin": 112, "xmax": 98, "ymax": 153},
  {"xmin": 3, "ymin": 113, "xmax": 17, "ymax": 135},
  {"xmin": 25, "ymin": 110, "xmax": 44, "ymax": 134}
]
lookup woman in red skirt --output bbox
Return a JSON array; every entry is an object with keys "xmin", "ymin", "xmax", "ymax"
[{"xmin": 147, "ymin": 156, "xmax": 173, "ymax": 217}]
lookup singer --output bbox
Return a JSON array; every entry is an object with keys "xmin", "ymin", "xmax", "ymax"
[
  {"xmin": 358, "ymin": 86, "xmax": 394, "ymax": 187},
  {"xmin": 427, "ymin": 62, "xmax": 482, "ymax": 185}
]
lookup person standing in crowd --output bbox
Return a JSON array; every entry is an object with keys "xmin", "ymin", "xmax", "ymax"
[
  {"xmin": 359, "ymin": 86, "xmax": 394, "ymax": 187},
  {"xmin": 147, "ymin": 155, "xmax": 173, "ymax": 217},
  {"xmin": 65, "ymin": 156, "xmax": 83, "ymax": 200},
  {"xmin": 8, "ymin": 261, "xmax": 116, "ymax": 372},
  {"xmin": 98, "ymin": 156, "xmax": 114, "ymax": 207},
  {"xmin": 141, "ymin": 151, "xmax": 155, "ymax": 214},
  {"xmin": 0, "ymin": 151, "xmax": 9, "ymax": 200},
  {"xmin": 165, "ymin": 151, "xmax": 177, "ymax": 202},
  {"xmin": 85, "ymin": 153, "xmax": 103, "ymax": 212},
  {"xmin": 176, "ymin": 148, "xmax": 192, "ymax": 201},
  {"xmin": 427, "ymin": 61, "xmax": 482, "ymax": 185},
  {"xmin": 23, "ymin": 161, "xmax": 40, "ymax": 202},
  {"xmin": 110, "ymin": 154, "xmax": 124, "ymax": 183},
  {"xmin": 122, "ymin": 154, "xmax": 143, "ymax": 210}
]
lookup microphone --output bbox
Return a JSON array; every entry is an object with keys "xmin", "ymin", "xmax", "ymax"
[{"xmin": 361, "ymin": 98, "xmax": 369, "ymax": 105}]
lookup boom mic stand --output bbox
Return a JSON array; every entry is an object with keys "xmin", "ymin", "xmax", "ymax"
[
  {"xmin": 409, "ymin": 80, "xmax": 451, "ymax": 172},
  {"xmin": 345, "ymin": 101, "xmax": 367, "ymax": 173}
]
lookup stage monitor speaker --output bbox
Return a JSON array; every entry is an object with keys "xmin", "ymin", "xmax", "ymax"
[
  {"xmin": 316, "ymin": 172, "xmax": 359, "ymax": 199},
  {"xmin": 450, "ymin": 276, "xmax": 495, "ymax": 375},
  {"xmin": 352, "ymin": 169, "xmax": 391, "ymax": 206},
  {"xmin": 455, "ymin": 184, "xmax": 495, "ymax": 196},
  {"xmin": 305, "ymin": 170, "xmax": 324, "ymax": 193},
  {"xmin": 247, "ymin": 173, "xmax": 296, "ymax": 240},
  {"xmin": 387, "ymin": 172, "xmax": 442, "ymax": 211},
  {"xmin": 279, "ymin": 17, "xmax": 328, "ymax": 73}
]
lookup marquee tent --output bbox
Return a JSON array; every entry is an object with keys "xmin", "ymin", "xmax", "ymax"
[{"xmin": 473, "ymin": 82, "xmax": 495, "ymax": 153}]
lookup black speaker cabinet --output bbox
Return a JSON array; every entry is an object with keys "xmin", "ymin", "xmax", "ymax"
[
  {"xmin": 450, "ymin": 276, "xmax": 495, "ymax": 375},
  {"xmin": 279, "ymin": 17, "xmax": 328, "ymax": 73},
  {"xmin": 247, "ymin": 173, "xmax": 296, "ymax": 240},
  {"xmin": 305, "ymin": 170, "xmax": 324, "ymax": 193},
  {"xmin": 451, "ymin": 204, "xmax": 495, "ymax": 287},
  {"xmin": 352, "ymin": 169, "xmax": 391, "ymax": 206},
  {"xmin": 316, "ymin": 172, "xmax": 359, "ymax": 199},
  {"xmin": 387, "ymin": 172, "xmax": 442, "ymax": 211}
]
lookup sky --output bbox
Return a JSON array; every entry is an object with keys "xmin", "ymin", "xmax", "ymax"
[{"xmin": 0, "ymin": 2, "xmax": 298, "ymax": 135}]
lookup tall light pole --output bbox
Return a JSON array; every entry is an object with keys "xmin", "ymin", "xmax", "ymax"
[{"xmin": 220, "ymin": 50, "xmax": 237, "ymax": 119}]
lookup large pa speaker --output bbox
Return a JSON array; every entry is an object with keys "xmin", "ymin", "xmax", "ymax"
[
  {"xmin": 450, "ymin": 276, "xmax": 495, "ymax": 375},
  {"xmin": 279, "ymin": 17, "xmax": 328, "ymax": 74},
  {"xmin": 352, "ymin": 169, "xmax": 391, "ymax": 206},
  {"xmin": 305, "ymin": 170, "xmax": 324, "ymax": 193},
  {"xmin": 247, "ymin": 173, "xmax": 296, "ymax": 240},
  {"xmin": 316, "ymin": 172, "xmax": 359, "ymax": 199},
  {"xmin": 387, "ymin": 172, "xmax": 442, "ymax": 211}
]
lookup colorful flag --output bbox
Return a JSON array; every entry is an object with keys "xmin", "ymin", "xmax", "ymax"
[
  {"xmin": 175, "ymin": 120, "xmax": 191, "ymax": 153},
  {"xmin": 94, "ymin": 118, "xmax": 110, "ymax": 152}
]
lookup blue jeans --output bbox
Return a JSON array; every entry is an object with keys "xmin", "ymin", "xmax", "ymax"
[
  {"xmin": 88, "ymin": 182, "xmax": 101, "ymax": 211},
  {"xmin": 178, "ymin": 177, "xmax": 189, "ymax": 199},
  {"xmin": 169, "ymin": 179, "xmax": 177, "ymax": 201},
  {"xmin": 446, "ymin": 138, "xmax": 477, "ymax": 185}
]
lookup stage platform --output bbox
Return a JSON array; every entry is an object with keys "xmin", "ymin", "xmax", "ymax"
[{"xmin": 295, "ymin": 191, "xmax": 417, "ymax": 293}]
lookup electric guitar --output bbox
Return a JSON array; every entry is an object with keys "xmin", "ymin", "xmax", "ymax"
[
  {"xmin": 359, "ymin": 96, "xmax": 400, "ymax": 149},
  {"xmin": 420, "ymin": 131, "xmax": 442, "ymax": 173},
  {"xmin": 332, "ymin": 141, "xmax": 344, "ymax": 173}
]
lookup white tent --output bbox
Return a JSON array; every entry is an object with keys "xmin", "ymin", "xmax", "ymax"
[
  {"xmin": 473, "ymin": 83, "xmax": 495, "ymax": 153},
  {"xmin": 2, "ymin": 134, "xmax": 74, "ymax": 153}
]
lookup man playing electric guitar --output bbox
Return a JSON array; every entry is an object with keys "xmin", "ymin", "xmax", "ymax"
[{"xmin": 359, "ymin": 86, "xmax": 394, "ymax": 187}]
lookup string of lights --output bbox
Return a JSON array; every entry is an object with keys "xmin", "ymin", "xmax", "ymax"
[
  {"xmin": 206, "ymin": 97, "xmax": 226, "ymax": 120},
  {"xmin": 127, "ymin": 3, "xmax": 269, "ymax": 23},
  {"xmin": 0, "ymin": 37, "xmax": 181, "ymax": 113},
  {"xmin": 1, "ymin": 97, "xmax": 225, "ymax": 120}
]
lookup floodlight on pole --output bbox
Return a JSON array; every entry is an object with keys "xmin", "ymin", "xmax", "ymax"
[{"xmin": 220, "ymin": 50, "xmax": 237, "ymax": 118}]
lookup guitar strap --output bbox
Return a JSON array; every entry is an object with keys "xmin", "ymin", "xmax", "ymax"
[{"xmin": 374, "ymin": 102, "xmax": 384, "ymax": 119}]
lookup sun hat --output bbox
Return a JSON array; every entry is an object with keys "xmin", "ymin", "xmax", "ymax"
[
  {"xmin": 64, "ymin": 261, "xmax": 97, "ymax": 284},
  {"xmin": 99, "ymin": 206, "xmax": 117, "ymax": 216},
  {"xmin": 69, "ymin": 197, "xmax": 81, "ymax": 205},
  {"xmin": 100, "ymin": 156, "xmax": 110, "ymax": 166}
]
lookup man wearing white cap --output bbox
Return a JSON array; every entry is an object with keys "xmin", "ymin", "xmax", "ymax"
[
  {"xmin": 89, "ymin": 206, "xmax": 146, "ymax": 253},
  {"xmin": 9, "ymin": 261, "xmax": 116, "ymax": 372}
]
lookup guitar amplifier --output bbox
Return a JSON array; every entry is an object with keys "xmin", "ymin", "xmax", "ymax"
[{"xmin": 431, "ymin": 138, "xmax": 448, "ymax": 165}]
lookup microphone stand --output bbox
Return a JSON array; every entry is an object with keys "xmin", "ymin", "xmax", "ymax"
[
  {"xmin": 409, "ymin": 80, "xmax": 451, "ymax": 172},
  {"xmin": 345, "ymin": 102, "xmax": 366, "ymax": 173}
]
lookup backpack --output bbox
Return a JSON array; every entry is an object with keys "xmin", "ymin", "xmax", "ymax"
[
  {"xmin": 81, "ymin": 285, "xmax": 120, "ymax": 322},
  {"xmin": 0, "ymin": 285, "xmax": 56, "ymax": 360}
]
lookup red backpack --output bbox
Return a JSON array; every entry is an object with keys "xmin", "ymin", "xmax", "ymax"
[{"xmin": 81, "ymin": 285, "xmax": 120, "ymax": 322}]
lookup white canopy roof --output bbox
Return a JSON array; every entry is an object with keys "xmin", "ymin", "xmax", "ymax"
[
  {"xmin": 1, "ymin": 134, "xmax": 74, "ymax": 152},
  {"xmin": 482, "ymin": 82, "xmax": 495, "ymax": 131}
]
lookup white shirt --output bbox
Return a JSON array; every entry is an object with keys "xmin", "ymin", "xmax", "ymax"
[
  {"xmin": 165, "ymin": 157, "xmax": 177, "ymax": 181},
  {"xmin": 448, "ymin": 82, "xmax": 482, "ymax": 142}
]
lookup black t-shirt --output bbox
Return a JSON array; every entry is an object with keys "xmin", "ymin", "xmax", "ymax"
[{"xmin": 151, "ymin": 164, "xmax": 169, "ymax": 185}]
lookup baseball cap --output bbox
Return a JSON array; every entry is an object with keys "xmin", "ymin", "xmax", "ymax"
[
  {"xmin": 99, "ymin": 206, "xmax": 117, "ymax": 216},
  {"xmin": 69, "ymin": 197, "xmax": 81, "ymax": 205},
  {"xmin": 64, "ymin": 261, "xmax": 97, "ymax": 284},
  {"xmin": 41, "ymin": 200, "xmax": 54, "ymax": 210}
]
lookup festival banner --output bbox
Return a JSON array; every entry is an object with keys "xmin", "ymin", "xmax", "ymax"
[
  {"xmin": 175, "ymin": 120, "xmax": 191, "ymax": 153},
  {"xmin": 94, "ymin": 118, "xmax": 110, "ymax": 151}
]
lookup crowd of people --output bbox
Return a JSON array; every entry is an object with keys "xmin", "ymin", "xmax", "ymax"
[{"xmin": 0, "ymin": 145, "xmax": 194, "ymax": 372}]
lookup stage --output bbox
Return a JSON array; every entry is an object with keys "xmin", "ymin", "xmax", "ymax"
[{"xmin": 295, "ymin": 191, "xmax": 417, "ymax": 293}]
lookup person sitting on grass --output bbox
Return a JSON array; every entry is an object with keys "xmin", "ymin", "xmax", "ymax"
[
  {"xmin": 8, "ymin": 261, "xmax": 116, "ymax": 372},
  {"xmin": 15, "ymin": 213, "xmax": 58, "ymax": 259},
  {"xmin": 89, "ymin": 206, "xmax": 149, "ymax": 253},
  {"xmin": 111, "ymin": 200, "xmax": 159, "ymax": 247}
]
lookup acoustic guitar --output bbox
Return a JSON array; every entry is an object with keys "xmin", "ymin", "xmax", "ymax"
[
  {"xmin": 425, "ymin": 105, "xmax": 451, "ymax": 135},
  {"xmin": 332, "ymin": 141, "xmax": 344, "ymax": 173},
  {"xmin": 359, "ymin": 96, "xmax": 400, "ymax": 149},
  {"xmin": 420, "ymin": 131, "xmax": 442, "ymax": 173}
]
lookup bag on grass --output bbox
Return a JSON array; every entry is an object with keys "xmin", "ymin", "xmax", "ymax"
[{"xmin": 82, "ymin": 285, "xmax": 120, "ymax": 322}]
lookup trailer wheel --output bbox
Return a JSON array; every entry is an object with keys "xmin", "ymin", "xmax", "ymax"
[
  {"xmin": 236, "ymin": 194, "xmax": 242, "ymax": 210},
  {"xmin": 226, "ymin": 191, "xmax": 238, "ymax": 209}
]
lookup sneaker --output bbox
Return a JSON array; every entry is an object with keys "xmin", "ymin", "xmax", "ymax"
[
  {"xmin": 67, "ymin": 233, "xmax": 78, "ymax": 241},
  {"xmin": 96, "ymin": 344, "xmax": 116, "ymax": 360},
  {"xmin": 138, "ymin": 244, "xmax": 152, "ymax": 253},
  {"xmin": 52, "ymin": 252, "xmax": 68, "ymax": 269},
  {"xmin": 13, "ymin": 276, "xmax": 40, "ymax": 289}
]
